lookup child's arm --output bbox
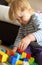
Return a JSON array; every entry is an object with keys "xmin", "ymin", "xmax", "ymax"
[
  {"xmin": 12, "ymin": 26, "xmax": 23, "ymax": 52},
  {"xmin": 32, "ymin": 13, "xmax": 42, "ymax": 46},
  {"xmin": 18, "ymin": 33, "xmax": 36, "ymax": 50},
  {"xmin": 18, "ymin": 30, "xmax": 42, "ymax": 50}
]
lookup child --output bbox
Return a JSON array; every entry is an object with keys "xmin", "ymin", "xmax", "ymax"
[{"xmin": 9, "ymin": 0, "xmax": 42, "ymax": 65}]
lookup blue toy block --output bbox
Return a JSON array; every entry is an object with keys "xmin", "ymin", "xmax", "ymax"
[
  {"xmin": 8, "ymin": 53, "xmax": 21, "ymax": 65},
  {"xmin": 8, "ymin": 56, "xmax": 17, "ymax": 65},
  {"xmin": 23, "ymin": 58, "xmax": 28, "ymax": 62},
  {"xmin": 15, "ymin": 53, "xmax": 21, "ymax": 61}
]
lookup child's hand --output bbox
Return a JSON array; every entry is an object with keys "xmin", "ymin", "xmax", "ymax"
[
  {"xmin": 12, "ymin": 46, "xmax": 17, "ymax": 53},
  {"xmin": 18, "ymin": 36, "xmax": 31, "ymax": 50},
  {"xmin": 18, "ymin": 34, "xmax": 36, "ymax": 50}
]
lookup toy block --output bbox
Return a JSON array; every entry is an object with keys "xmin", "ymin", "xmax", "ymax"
[
  {"xmin": 15, "ymin": 53, "xmax": 21, "ymax": 61},
  {"xmin": 28, "ymin": 57, "xmax": 35, "ymax": 64},
  {"xmin": 1, "ymin": 48, "xmax": 6, "ymax": 53},
  {"xmin": 26, "ymin": 53, "xmax": 31, "ymax": 59},
  {"xmin": 23, "ymin": 58, "xmax": 28, "ymax": 62},
  {"xmin": 6, "ymin": 62, "xmax": 10, "ymax": 65},
  {"xmin": 0, "ymin": 50, "xmax": 8, "ymax": 62},
  {"xmin": 23, "ymin": 61, "xmax": 29, "ymax": 65},
  {"xmin": 6, "ymin": 50, "xmax": 9, "ymax": 55},
  {"xmin": 30, "ymin": 62, "xmax": 38, "ymax": 65},
  {"xmin": 8, "ymin": 56, "xmax": 17, "ymax": 65},
  {"xmin": 9, "ymin": 50, "xmax": 14, "ymax": 56},
  {"xmin": 0, "ymin": 46, "xmax": 9, "ymax": 55},
  {"xmin": 16, "ymin": 60, "xmax": 23, "ymax": 65},
  {"xmin": 21, "ymin": 52, "xmax": 27, "ymax": 58},
  {"xmin": 8, "ymin": 52, "xmax": 21, "ymax": 65},
  {"xmin": 17, "ymin": 48, "xmax": 24, "ymax": 54},
  {"xmin": 4, "ymin": 47, "xmax": 10, "ymax": 55}
]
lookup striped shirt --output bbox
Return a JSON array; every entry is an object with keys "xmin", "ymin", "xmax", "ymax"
[{"xmin": 14, "ymin": 12, "xmax": 42, "ymax": 47}]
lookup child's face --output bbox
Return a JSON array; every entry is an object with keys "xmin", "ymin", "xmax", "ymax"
[{"xmin": 15, "ymin": 9, "xmax": 31, "ymax": 25}]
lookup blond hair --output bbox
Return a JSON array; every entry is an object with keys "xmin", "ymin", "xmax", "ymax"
[{"xmin": 9, "ymin": 0, "xmax": 34, "ymax": 20}]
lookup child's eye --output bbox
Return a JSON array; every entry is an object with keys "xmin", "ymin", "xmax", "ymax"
[{"xmin": 20, "ymin": 16, "xmax": 23, "ymax": 19}]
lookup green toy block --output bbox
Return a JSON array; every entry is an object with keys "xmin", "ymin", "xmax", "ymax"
[
  {"xmin": 5, "ymin": 62, "xmax": 10, "ymax": 65},
  {"xmin": 30, "ymin": 62, "xmax": 38, "ymax": 65},
  {"xmin": 28, "ymin": 57, "xmax": 35, "ymax": 64}
]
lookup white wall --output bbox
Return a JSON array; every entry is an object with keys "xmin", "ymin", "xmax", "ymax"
[
  {"xmin": 28, "ymin": 0, "xmax": 42, "ymax": 11},
  {"xmin": 0, "ymin": 5, "xmax": 20, "ymax": 26}
]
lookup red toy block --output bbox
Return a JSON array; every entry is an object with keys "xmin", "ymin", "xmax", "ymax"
[
  {"xmin": 26, "ymin": 53, "xmax": 31, "ymax": 59},
  {"xmin": 6, "ymin": 50, "xmax": 9, "ymax": 55},
  {"xmin": 9, "ymin": 50, "xmax": 14, "ymax": 56},
  {"xmin": 17, "ymin": 48, "xmax": 24, "ymax": 54}
]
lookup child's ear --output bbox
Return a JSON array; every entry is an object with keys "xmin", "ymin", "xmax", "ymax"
[{"xmin": 9, "ymin": 5, "xmax": 14, "ymax": 21}]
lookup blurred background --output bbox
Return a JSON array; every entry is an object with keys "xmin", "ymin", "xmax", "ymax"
[
  {"xmin": 28, "ymin": 0, "xmax": 42, "ymax": 11},
  {"xmin": 0, "ymin": 0, "xmax": 42, "ymax": 11}
]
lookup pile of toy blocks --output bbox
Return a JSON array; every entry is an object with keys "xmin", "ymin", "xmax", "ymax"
[{"xmin": 0, "ymin": 47, "xmax": 39, "ymax": 65}]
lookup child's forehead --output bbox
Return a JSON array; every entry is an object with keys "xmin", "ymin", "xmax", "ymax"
[
  {"xmin": 15, "ymin": 8, "xmax": 28, "ymax": 17},
  {"xmin": 16, "ymin": 7, "xmax": 27, "ymax": 13}
]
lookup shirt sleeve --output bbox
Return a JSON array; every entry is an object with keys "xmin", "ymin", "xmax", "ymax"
[
  {"xmin": 13, "ymin": 26, "xmax": 23, "ymax": 47},
  {"xmin": 32, "ymin": 13, "xmax": 42, "ymax": 46}
]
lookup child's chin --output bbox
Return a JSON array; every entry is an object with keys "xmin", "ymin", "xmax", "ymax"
[{"xmin": 22, "ymin": 23, "xmax": 27, "ymax": 25}]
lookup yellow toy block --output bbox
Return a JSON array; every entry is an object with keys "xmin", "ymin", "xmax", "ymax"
[
  {"xmin": 21, "ymin": 52, "xmax": 27, "ymax": 58},
  {"xmin": 0, "ymin": 50, "xmax": 9, "ymax": 62},
  {"xmin": 16, "ymin": 60, "xmax": 23, "ymax": 65}
]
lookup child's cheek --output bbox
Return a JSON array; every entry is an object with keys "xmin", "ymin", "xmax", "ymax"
[{"xmin": 23, "ymin": 16, "xmax": 29, "ymax": 22}]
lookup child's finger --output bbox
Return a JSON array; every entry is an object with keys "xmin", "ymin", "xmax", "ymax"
[
  {"xmin": 12, "ymin": 47, "xmax": 17, "ymax": 53},
  {"xmin": 20, "ymin": 42, "xmax": 24, "ymax": 50},
  {"xmin": 18, "ymin": 42, "xmax": 21, "ymax": 48},
  {"xmin": 22, "ymin": 44, "xmax": 27, "ymax": 50}
]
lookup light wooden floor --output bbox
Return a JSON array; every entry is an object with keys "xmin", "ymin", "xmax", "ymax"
[{"xmin": 0, "ymin": 63, "xmax": 7, "ymax": 65}]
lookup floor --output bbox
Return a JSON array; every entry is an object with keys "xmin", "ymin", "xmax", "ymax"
[{"xmin": 0, "ymin": 63, "xmax": 7, "ymax": 65}]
